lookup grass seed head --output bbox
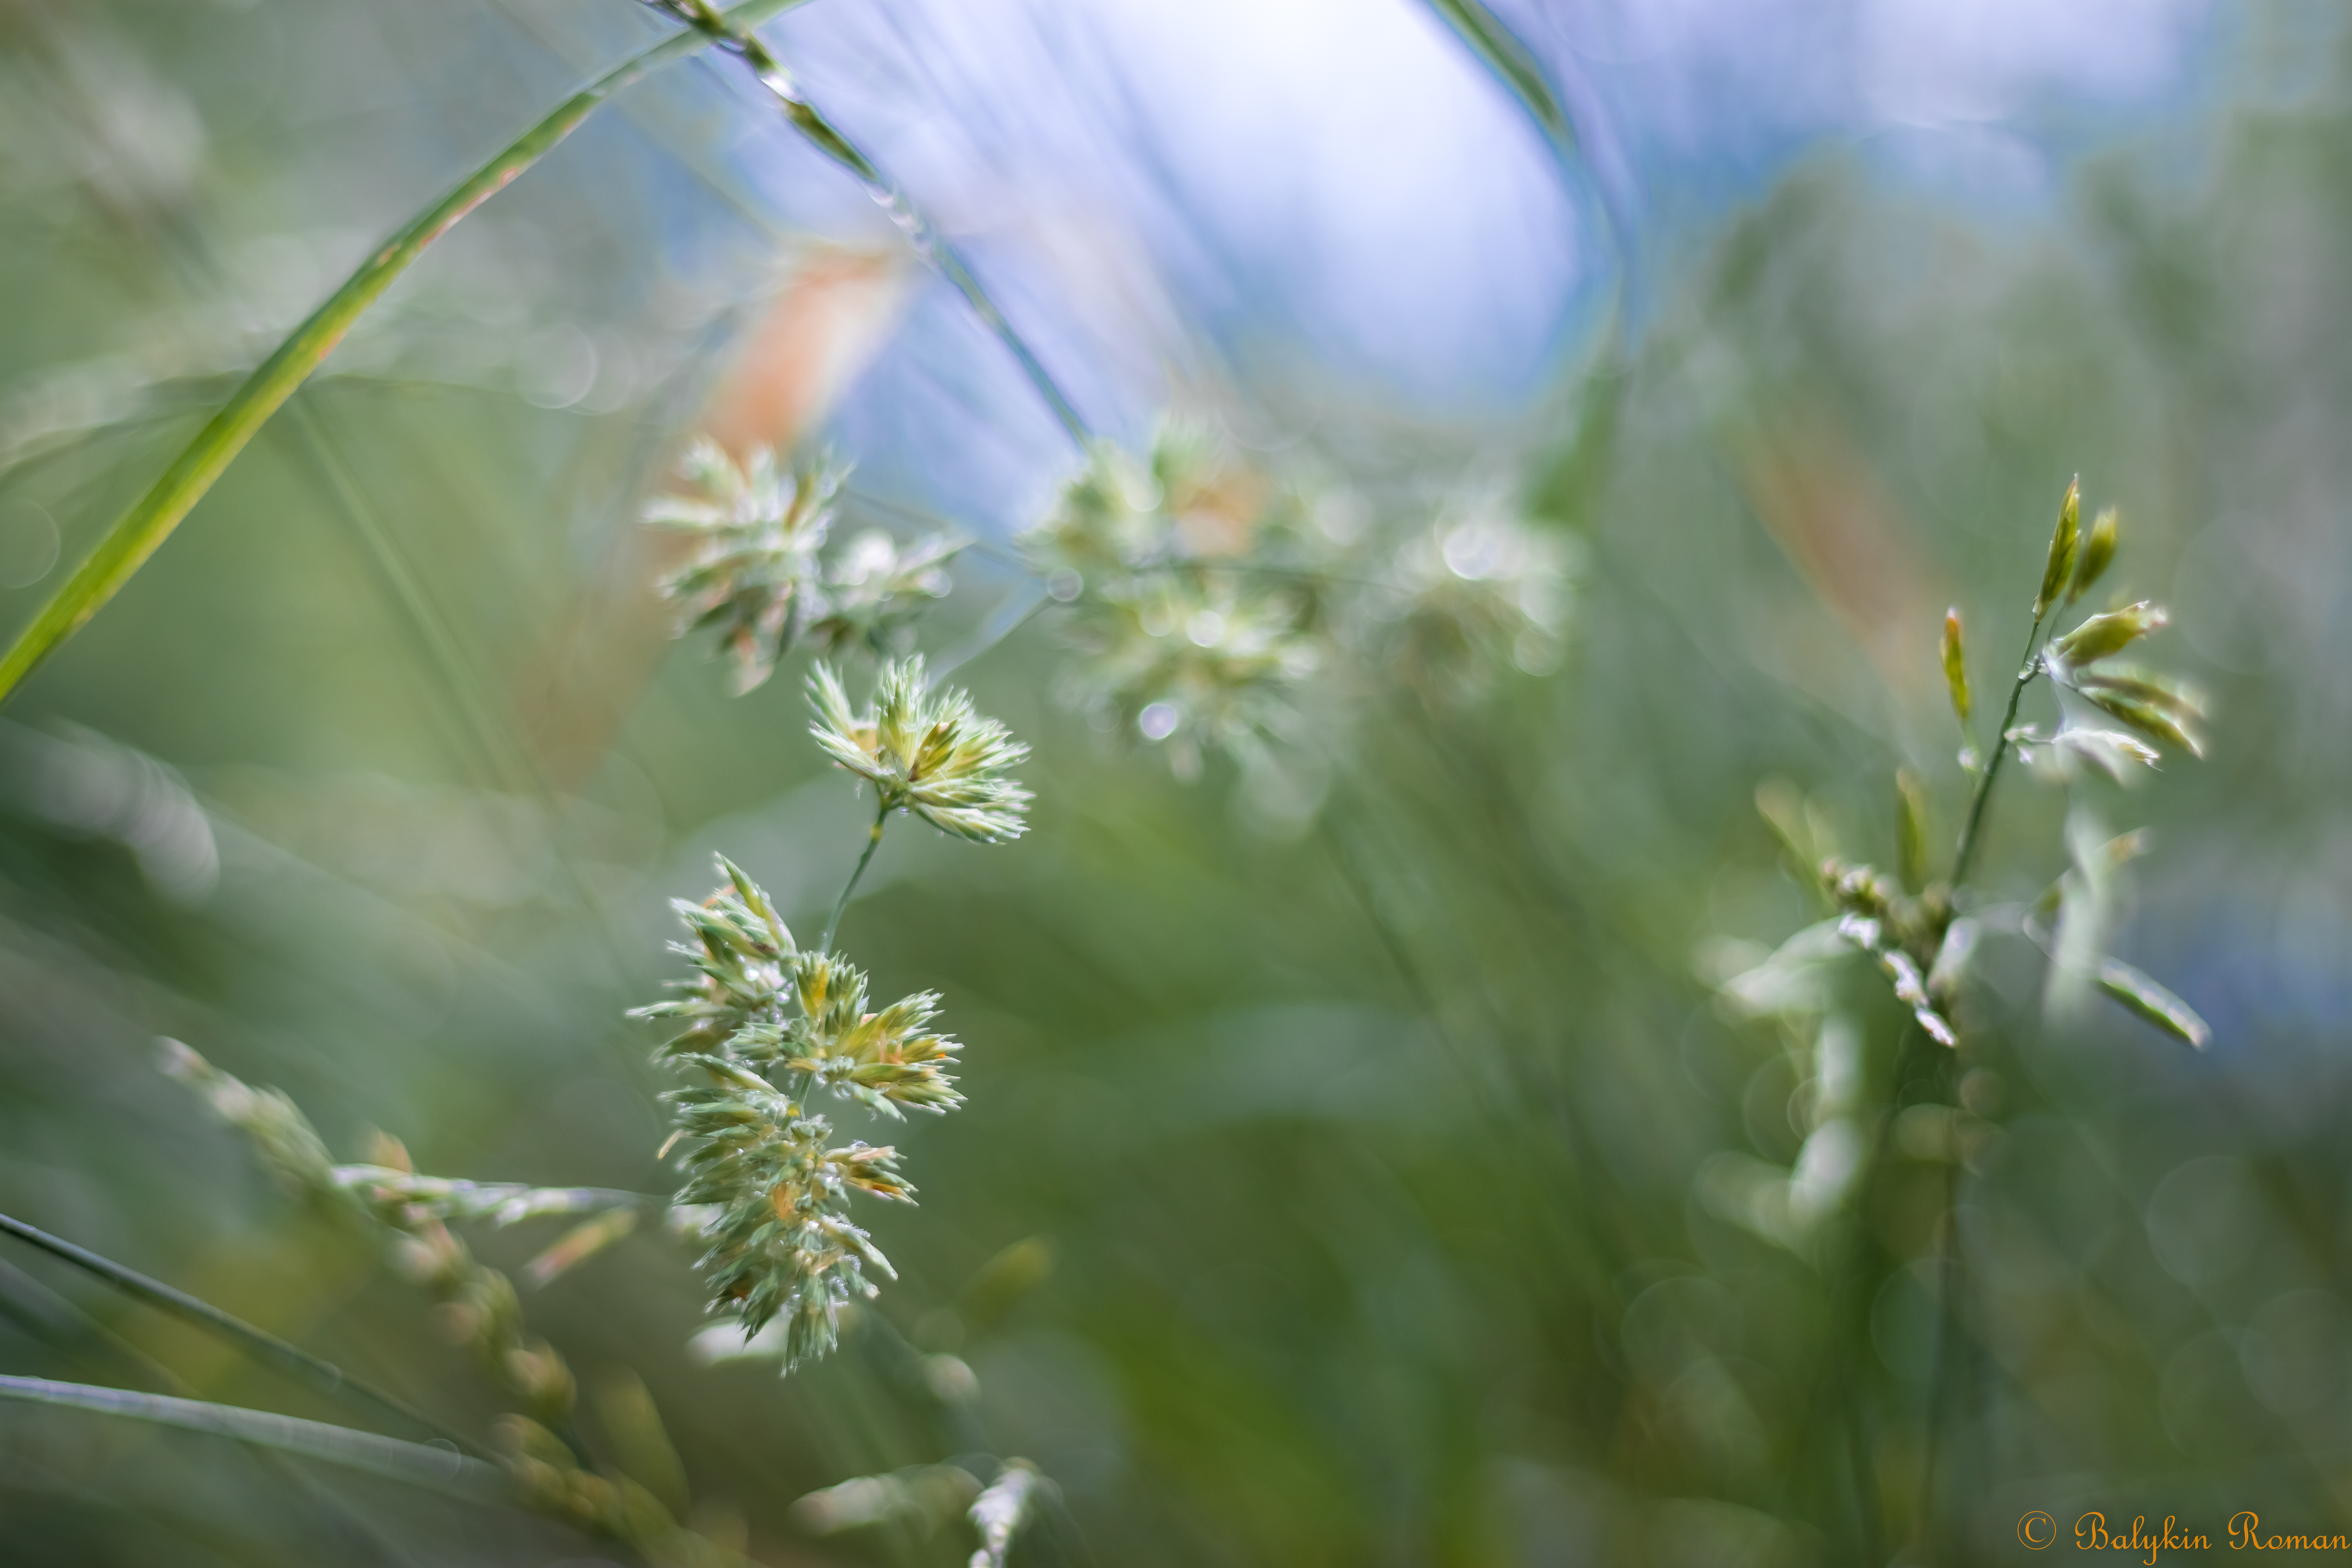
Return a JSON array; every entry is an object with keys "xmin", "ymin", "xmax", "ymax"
[
  {"xmin": 2069, "ymin": 505, "xmax": 2120, "ymax": 605},
  {"xmin": 642, "ymin": 859, "xmax": 971, "ymax": 1370},
  {"xmin": 1940, "ymin": 608, "xmax": 1970, "ymax": 726},
  {"xmin": 808, "ymin": 657, "xmax": 1032, "ymax": 843},
  {"xmin": 2050, "ymin": 600, "xmax": 2170, "ymax": 669},
  {"xmin": 2033, "ymin": 475, "xmax": 2082, "ymax": 619}
]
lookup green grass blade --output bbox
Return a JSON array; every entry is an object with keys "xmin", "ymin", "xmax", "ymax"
[
  {"xmin": 1417, "ymin": 0, "xmax": 1580, "ymax": 164},
  {"xmin": 0, "ymin": 0, "xmax": 808, "ymax": 704},
  {"xmin": 653, "ymin": 0, "xmax": 1094, "ymax": 445},
  {"xmin": 1416, "ymin": 0, "xmax": 1629, "ymax": 261},
  {"xmin": 0, "ymin": 1375, "xmax": 505, "ymax": 1499},
  {"xmin": 0, "ymin": 1210, "xmax": 486, "ymax": 1460}
]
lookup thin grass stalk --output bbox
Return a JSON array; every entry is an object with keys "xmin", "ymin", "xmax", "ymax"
[
  {"xmin": 0, "ymin": 1210, "xmax": 486, "ymax": 1461},
  {"xmin": 927, "ymin": 581, "xmax": 1050, "ymax": 682},
  {"xmin": 1950, "ymin": 614, "xmax": 2047, "ymax": 886},
  {"xmin": 1917, "ymin": 1110, "xmax": 1965, "ymax": 1549},
  {"xmin": 0, "ymin": 0, "xmax": 810, "ymax": 704},
  {"xmin": 651, "ymin": 0, "xmax": 1094, "ymax": 446},
  {"xmin": 1416, "ymin": 0, "xmax": 1583, "ymax": 168},
  {"xmin": 0, "ymin": 1376, "xmax": 503, "ymax": 1498},
  {"xmin": 1414, "ymin": 0, "xmax": 1629, "ymax": 270},
  {"xmin": 280, "ymin": 401, "xmax": 541, "ymax": 804},
  {"xmin": 276, "ymin": 395, "xmax": 647, "ymax": 1056},
  {"xmin": 0, "ymin": 1257, "xmax": 418, "ymax": 1567},
  {"xmin": 820, "ymin": 801, "xmax": 891, "ymax": 954}
]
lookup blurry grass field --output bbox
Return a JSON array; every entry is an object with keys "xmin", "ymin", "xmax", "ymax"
[{"xmin": 3, "ymin": 3, "xmax": 2352, "ymax": 1565}]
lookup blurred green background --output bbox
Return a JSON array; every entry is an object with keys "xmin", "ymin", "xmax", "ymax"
[{"xmin": 4, "ymin": 1, "xmax": 2350, "ymax": 1564}]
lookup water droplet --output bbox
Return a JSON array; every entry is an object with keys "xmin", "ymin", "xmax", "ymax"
[{"xmin": 0, "ymin": 500, "xmax": 59, "ymax": 589}]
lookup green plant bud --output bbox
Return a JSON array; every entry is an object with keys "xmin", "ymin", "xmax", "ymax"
[
  {"xmin": 2079, "ymin": 686, "xmax": 2204, "ymax": 757},
  {"xmin": 1895, "ymin": 769, "xmax": 1930, "ymax": 893},
  {"xmin": 1940, "ymin": 609, "xmax": 1970, "ymax": 726},
  {"xmin": 2033, "ymin": 476, "xmax": 2081, "ymax": 618},
  {"xmin": 2096, "ymin": 958, "xmax": 2209, "ymax": 1049},
  {"xmin": 2068, "ymin": 505, "xmax": 2120, "ymax": 604},
  {"xmin": 2050, "ymin": 600, "xmax": 2168, "ymax": 667}
]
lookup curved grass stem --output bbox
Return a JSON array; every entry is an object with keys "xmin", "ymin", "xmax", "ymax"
[
  {"xmin": 0, "ymin": 1210, "xmax": 488, "ymax": 1461},
  {"xmin": 1950, "ymin": 613, "xmax": 2049, "ymax": 887},
  {"xmin": 821, "ymin": 802, "xmax": 891, "ymax": 953},
  {"xmin": 0, "ymin": 0, "xmax": 810, "ymax": 705},
  {"xmin": 0, "ymin": 1376, "xmax": 503, "ymax": 1498},
  {"xmin": 652, "ymin": 0, "xmax": 1093, "ymax": 446}
]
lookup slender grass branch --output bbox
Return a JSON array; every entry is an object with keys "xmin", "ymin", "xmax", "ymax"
[
  {"xmin": 651, "ymin": 0, "xmax": 1093, "ymax": 446},
  {"xmin": 0, "ymin": 1376, "xmax": 503, "ymax": 1499},
  {"xmin": 0, "ymin": 1258, "xmax": 416, "ymax": 1567},
  {"xmin": 1950, "ymin": 613, "xmax": 2048, "ymax": 887},
  {"xmin": 1918, "ymin": 1149, "xmax": 1966, "ymax": 1550},
  {"xmin": 928, "ymin": 581, "xmax": 1051, "ymax": 682},
  {"xmin": 1416, "ymin": 0, "xmax": 1584, "ymax": 171},
  {"xmin": 0, "ymin": 1210, "xmax": 488, "ymax": 1461},
  {"xmin": 0, "ymin": 0, "xmax": 808, "ymax": 704},
  {"xmin": 1414, "ymin": 0, "xmax": 1630, "ymax": 298},
  {"xmin": 820, "ymin": 802, "xmax": 891, "ymax": 953}
]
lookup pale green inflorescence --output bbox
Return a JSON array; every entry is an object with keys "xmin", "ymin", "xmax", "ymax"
[
  {"xmin": 808, "ymin": 656, "xmax": 1033, "ymax": 843},
  {"xmin": 1705, "ymin": 475, "xmax": 2216, "ymax": 1263},
  {"xmin": 1025, "ymin": 420, "xmax": 1574, "ymax": 779},
  {"xmin": 647, "ymin": 439, "xmax": 960, "ymax": 693},
  {"xmin": 637, "ymin": 860, "xmax": 958, "ymax": 1372}
]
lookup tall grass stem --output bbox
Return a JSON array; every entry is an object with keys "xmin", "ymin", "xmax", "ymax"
[
  {"xmin": 820, "ymin": 804, "xmax": 890, "ymax": 954},
  {"xmin": 655, "ymin": 0, "xmax": 1093, "ymax": 446},
  {"xmin": 0, "ymin": 1376, "xmax": 503, "ymax": 1497},
  {"xmin": 0, "ymin": 1210, "xmax": 487, "ymax": 1459},
  {"xmin": 0, "ymin": 0, "xmax": 808, "ymax": 704},
  {"xmin": 1951, "ymin": 614, "xmax": 2046, "ymax": 886}
]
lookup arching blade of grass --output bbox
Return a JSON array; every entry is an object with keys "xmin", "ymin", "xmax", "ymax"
[
  {"xmin": 649, "ymin": 0, "xmax": 1095, "ymax": 446},
  {"xmin": 1418, "ymin": 0, "xmax": 1581, "ymax": 165},
  {"xmin": 0, "ymin": 1376, "xmax": 505, "ymax": 1499},
  {"xmin": 0, "ymin": 0, "xmax": 809, "ymax": 706},
  {"xmin": 0, "ymin": 1210, "xmax": 486, "ymax": 1460},
  {"xmin": 1417, "ymin": 0, "xmax": 1629, "ymax": 260}
]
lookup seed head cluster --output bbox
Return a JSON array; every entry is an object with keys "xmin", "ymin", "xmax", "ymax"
[
  {"xmin": 647, "ymin": 440, "xmax": 958, "ymax": 693},
  {"xmin": 635, "ymin": 858, "xmax": 967, "ymax": 1371},
  {"xmin": 1027, "ymin": 421, "xmax": 1574, "ymax": 779},
  {"xmin": 808, "ymin": 657, "xmax": 1033, "ymax": 843}
]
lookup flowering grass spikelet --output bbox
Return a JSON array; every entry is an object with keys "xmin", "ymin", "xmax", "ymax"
[
  {"xmin": 2049, "ymin": 600, "xmax": 2169, "ymax": 669},
  {"xmin": 647, "ymin": 440, "xmax": 841, "ymax": 692},
  {"xmin": 648, "ymin": 439, "xmax": 960, "ymax": 691},
  {"xmin": 2070, "ymin": 505, "xmax": 2120, "ymax": 604},
  {"xmin": 1940, "ymin": 608, "xmax": 1970, "ymax": 726},
  {"xmin": 634, "ymin": 858, "xmax": 971, "ymax": 1372},
  {"xmin": 1026, "ymin": 422, "xmax": 1328, "ymax": 771},
  {"xmin": 1386, "ymin": 502, "xmax": 1573, "ymax": 688},
  {"xmin": 808, "ymin": 657, "xmax": 1032, "ymax": 843},
  {"xmin": 1023, "ymin": 416, "xmax": 1576, "ymax": 782},
  {"xmin": 967, "ymin": 1462, "xmax": 1039, "ymax": 1568},
  {"xmin": 2033, "ymin": 475, "xmax": 2081, "ymax": 619}
]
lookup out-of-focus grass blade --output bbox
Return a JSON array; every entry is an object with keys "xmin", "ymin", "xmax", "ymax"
[
  {"xmin": 0, "ymin": 0, "xmax": 808, "ymax": 704},
  {"xmin": 1418, "ymin": 0, "xmax": 1581, "ymax": 165},
  {"xmin": 0, "ymin": 1376, "xmax": 504, "ymax": 1497},
  {"xmin": 2097, "ymin": 958, "xmax": 2211, "ymax": 1049},
  {"xmin": 0, "ymin": 1209, "xmax": 486, "ymax": 1458}
]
